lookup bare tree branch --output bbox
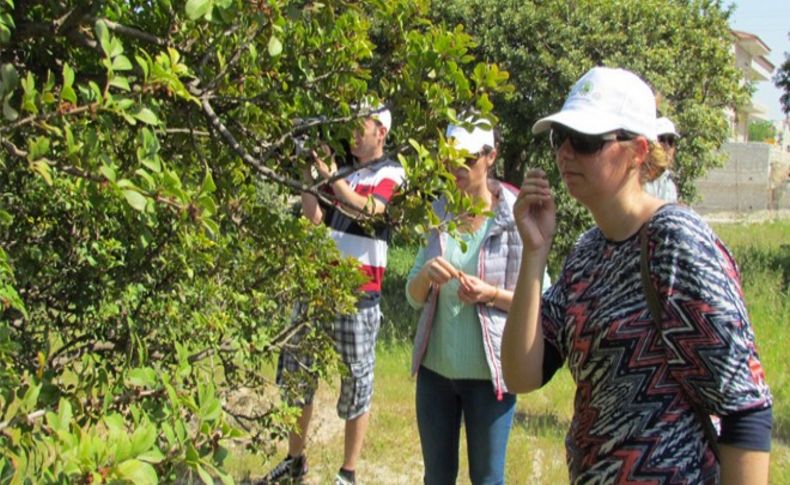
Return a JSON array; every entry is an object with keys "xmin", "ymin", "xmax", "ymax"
[
  {"xmin": 93, "ymin": 17, "xmax": 170, "ymax": 47},
  {"xmin": 0, "ymin": 104, "xmax": 97, "ymax": 134}
]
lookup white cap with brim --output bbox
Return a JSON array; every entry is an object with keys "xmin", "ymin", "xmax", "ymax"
[
  {"xmin": 532, "ymin": 67, "xmax": 658, "ymax": 141},
  {"xmin": 369, "ymin": 106, "xmax": 391, "ymax": 133},
  {"xmin": 656, "ymin": 117, "xmax": 680, "ymax": 137},
  {"xmin": 354, "ymin": 101, "xmax": 392, "ymax": 133},
  {"xmin": 446, "ymin": 119, "xmax": 495, "ymax": 153}
]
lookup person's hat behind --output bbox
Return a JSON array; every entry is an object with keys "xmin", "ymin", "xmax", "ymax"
[
  {"xmin": 532, "ymin": 67, "xmax": 658, "ymax": 140},
  {"xmin": 446, "ymin": 119, "xmax": 495, "ymax": 153},
  {"xmin": 656, "ymin": 117, "xmax": 680, "ymax": 137}
]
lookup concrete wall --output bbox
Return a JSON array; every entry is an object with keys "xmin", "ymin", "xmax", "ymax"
[
  {"xmin": 769, "ymin": 147, "xmax": 790, "ymax": 210},
  {"xmin": 693, "ymin": 142, "xmax": 790, "ymax": 214}
]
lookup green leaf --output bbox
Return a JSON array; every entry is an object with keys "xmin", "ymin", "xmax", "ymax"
[
  {"xmin": 21, "ymin": 71, "xmax": 38, "ymax": 114},
  {"xmin": 140, "ymin": 157, "xmax": 161, "ymax": 173},
  {"xmin": 197, "ymin": 195, "xmax": 216, "ymax": 217},
  {"xmin": 0, "ymin": 209, "xmax": 12, "ymax": 226},
  {"xmin": 202, "ymin": 218, "xmax": 219, "ymax": 236},
  {"xmin": 201, "ymin": 170, "xmax": 216, "ymax": 194},
  {"xmin": 127, "ymin": 367, "xmax": 157, "ymax": 388},
  {"xmin": 161, "ymin": 375, "xmax": 180, "ymax": 411},
  {"xmin": 268, "ymin": 36, "xmax": 283, "ymax": 57},
  {"xmin": 27, "ymin": 136, "xmax": 50, "ymax": 160},
  {"xmin": 135, "ymin": 54, "xmax": 150, "ymax": 81},
  {"xmin": 129, "ymin": 423, "xmax": 158, "ymax": 456},
  {"xmin": 112, "ymin": 55, "xmax": 133, "ymax": 71},
  {"xmin": 62, "ymin": 63, "xmax": 74, "ymax": 88},
  {"xmin": 21, "ymin": 382, "xmax": 41, "ymax": 412},
  {"xmin": 108, "ymin": 38, "xmax": 124, "ymax": 59},
  {"xmin": 137, "ymin": 448, "xmax": 165, "ymax": 464},
  {"xmin": 99, "ymin": 164, "xmax": 117, "ymax": 182},
  {"xmin": 198, "ymin": 394, "xmax": 221, "ymax": 422},
  {"xmin": 135, "ymin": 168, "xmax": 155, "ymax": 188},
  {"xmin": 30, "ymin": 161, "xmax": 52, "ymax": 185},
  {"xmin": 123, "ymin": 190, "xmax": 148, "ymax": 212},
  {"xmin": 185, "ymin": 443, "xmax": 200, "ymax": 463},
  {"xmin": 114, "ymin": 459, "xmax": 158, "ymax": 485},
  {"xmin": 61, "ymin": 86, "xmax": 77, "ymax": 104},
  {"xmin": 185, "ymin": 0, "xmax": 212, "ymax": 20},
  {"xmin": 95, "ymin": 20, "xmax": 111, "ymax": 57},
  {"xmin": 57, "ymin": 398, "xmax": 73, "ymax": 429},
  {"xmin": 121, "ymin": 112, "xmax": 137, "ymax": 125},
  {"xmin": 113, "ymin": 97, "xmax": 135, "ymax": 110},
  {"xmin": 195, "ymin": 464, "xmax": 213, "ymax": 485},
  {"xmin": 116, "ymin": 178, "xmax": 135, "ymax": 189},
  {"xmin": 132, "ymin": 108, "xmax": 159, "ymax": 125},
  {"xmin": 0, "ymin": 14, "xmax": 13, "ymax": 45},
  {"xmin": 103, "ymin": 413, "xmax": 125, "ymax": 436},
  {"xmin": 109, "ymin": 76, "xmax": 131, "ymax": 91},
  {"xmin": 0, "ymin": 63, "xmax": 19, "ymax": 92},
  {"xmin": 60, "ymin": 64, "xmax": 78, "ymax": 104},
  {"xmin": 2, "ymin": 97, "xmax": 17, "ymax": 121}
]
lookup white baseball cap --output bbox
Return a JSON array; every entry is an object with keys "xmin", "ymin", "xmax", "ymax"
[
  {"xmin": 532, "ymin": 67, "xmax": 658, "ymax": 141},
  {"xmin": 355, "ymin": 101, "xmax": 391, "ymax": 132},
  {"xmin": 656, "ymin": 117, "xmax": 680, "ymax": 137},
  {"xmin": 369, "ymin": 105, "xmax": 391, "ymax": 132},
  {"xmin": 446, "ymin": 118, "xmax": 495, "ymax": 153}
]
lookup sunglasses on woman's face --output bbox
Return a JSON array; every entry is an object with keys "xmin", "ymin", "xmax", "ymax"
[
  {"xmin": 658, "ymin": 135, "xmax": 677, "ymax": 148},
  {"xmin": 549, "ymin": 126, "xmax": 636, "ymax": 155}
]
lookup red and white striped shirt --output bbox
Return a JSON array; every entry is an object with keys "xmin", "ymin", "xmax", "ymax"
[{"xmin": 321, "ymin": 157, "xmax": 404, "ymax": 302}]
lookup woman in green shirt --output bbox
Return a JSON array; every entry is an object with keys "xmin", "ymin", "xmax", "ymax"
[{"xmin": 407, "ymin": 119, "xmax": 544, "ymax": 484}]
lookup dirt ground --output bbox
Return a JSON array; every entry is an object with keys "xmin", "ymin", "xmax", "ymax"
[{"xmin": 225, "ymin": 381, "xmax": 423, "ymax": 484}]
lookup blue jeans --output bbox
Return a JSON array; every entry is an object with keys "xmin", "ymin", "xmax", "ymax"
[{"xmin": 416, "ymin": 366, "xmax": 516, "ymax": 485}]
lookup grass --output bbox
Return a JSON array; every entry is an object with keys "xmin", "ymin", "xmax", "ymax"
[{"xmin": 227, "ymin": 219, "xmax": 790, "ymax": 483}]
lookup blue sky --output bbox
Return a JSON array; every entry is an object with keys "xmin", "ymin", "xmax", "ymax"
[{"xmin": 728, "ymin": 1, "xmax": 789, "ymax": 121}]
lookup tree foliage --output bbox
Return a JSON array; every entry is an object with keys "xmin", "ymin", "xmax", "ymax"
[
  {"xmin": 748, "ymin": 119, "xmax": 776, "ymax": 143},
  {"xmin": 0, "ymin": 0, "xmax": 510, "ymax": 482},
  {"xmin": 775, "ymin": 33, "xmax": 790, "ymax": 116},
  {"xmin": 433, "ymin": 0, "xmax": 748, "ymax": 271}
]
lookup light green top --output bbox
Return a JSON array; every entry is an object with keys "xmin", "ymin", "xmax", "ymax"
[{"xmin": 406, "ymin": 218, "xmax": 492, "ymax": 380}]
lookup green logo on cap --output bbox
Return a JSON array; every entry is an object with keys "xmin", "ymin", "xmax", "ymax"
[{"xmin": 578, "ymin": 81, "xmax": 593, "ymax": 95}]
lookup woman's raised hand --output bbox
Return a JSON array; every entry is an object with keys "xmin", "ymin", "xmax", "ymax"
[{"xmin": 514, "ymin": 169, "xmax": 556, "ymax": 254}]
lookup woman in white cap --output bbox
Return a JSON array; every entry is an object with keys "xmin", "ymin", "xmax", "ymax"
[
  {"xmin": 502, "ymin": 67, "xmax": 772, "ymax": 484},
  {"xmin": 406, "ymin": 118, "xmax": 548, "ymax": 484},
  {"xmin": 644, "ymin": 116, "xmax": 680, "ymax": 202}
]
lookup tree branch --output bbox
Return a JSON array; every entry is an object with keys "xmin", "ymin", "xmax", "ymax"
[
  {"xmin": 205, "ymin": 21, "xmax": 268, "ymax": 91},
  {"xmin": 0, "ymin": 104, "xmax": 97, "ymax": 134},
  {"xmin": 92, "ymin": 17, "xmax": 170, "ymax": 47}
]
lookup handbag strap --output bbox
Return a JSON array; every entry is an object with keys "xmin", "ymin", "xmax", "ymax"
[{"xmin": 639, "ymin": 224, "xmax": 721, "ymax": 462}]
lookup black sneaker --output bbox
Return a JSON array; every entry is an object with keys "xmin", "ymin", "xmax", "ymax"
[
  {"xmin": 334, "ymin": 472, "xmax": 355, "ymax": 485},
  {"xmin": 257, "ymin": 454, "xmax": 308, "ymax": 484}
]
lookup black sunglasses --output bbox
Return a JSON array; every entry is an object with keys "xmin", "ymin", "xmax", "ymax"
[
  {"xmin": 658, "ymin": 135, "xmax": 677, "ymax": 147},
  {"xmin": 454, "ymin": 148, "xmax": 493, "ymax": 166},
  {"xmin": 463, "ymin": 153, "xmax": 484, "ymax": 166},
  {"xmin": 549, "ymin": 126, "xmax": 636, "ymax": 155}
]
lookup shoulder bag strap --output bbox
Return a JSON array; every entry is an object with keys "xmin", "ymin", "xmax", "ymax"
[{"xmin": 639, "ymin": 224, "xmax": 721, "ymax": 462}]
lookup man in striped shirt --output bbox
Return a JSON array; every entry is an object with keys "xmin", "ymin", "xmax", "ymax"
[{"xmin": 263, "ymin": 105, "xmax": 404, "ymax": 485}]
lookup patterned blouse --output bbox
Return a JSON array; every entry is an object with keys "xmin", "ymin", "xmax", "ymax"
[{"xmin": 541, "ymin": 204, "xmax": 772, "ymax": 484}]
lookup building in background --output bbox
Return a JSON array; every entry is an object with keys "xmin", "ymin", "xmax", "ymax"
[
  {"xmin": 726, "ymin": 30, "xmax": 775, "ymax": 142},
  {"xmin": 693, "ymin": 30, "xmax": 790, "ymax": 216}
]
